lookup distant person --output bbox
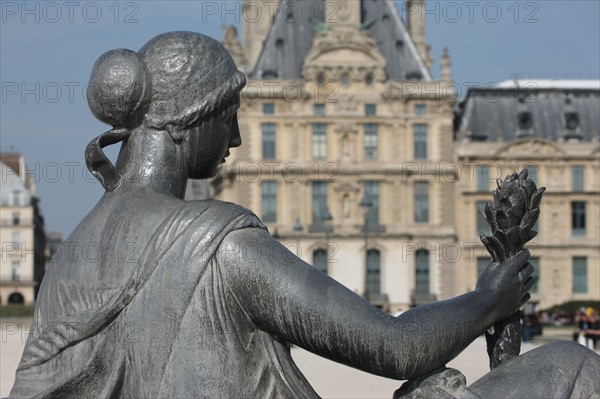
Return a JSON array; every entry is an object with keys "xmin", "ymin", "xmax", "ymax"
[
  {"xmin": 522, "ymin": 314, "xmax": 535, "ymax": 342},
  {"xmin": 573, "ymin": 308, "xmax": 591, "ymax": 344},
  {"xmin": 584, "ymin": 310, "xmax": 600, "ymax": 350}
]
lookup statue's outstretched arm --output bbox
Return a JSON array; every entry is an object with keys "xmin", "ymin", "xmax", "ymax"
[{"xmin": 219, "ymin": 228, "xmax": 532, "ymax": 380}]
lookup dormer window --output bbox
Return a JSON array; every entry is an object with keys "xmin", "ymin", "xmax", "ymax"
[
  {"xmin": 365, "ymin": 74, "xmax": 373, "ymax": 85},
  {"xmin": 340, "ymin": 74, "xmax": 349, "ymax": 85},
  {"xmin": 517, "ymin": 111, "xmax": 533, "ymax": 130},
  {"xmin": 317, "ymin": 74, "xmax": 325, "ymax": 86},
  {"xmin": 262, "ymin": 70, "xmax": 278, "ymax": 79},
  {"xmin": 406, "ymin": 71, "xmax": 423, "ymax": 80},
  {"xmin": 565, "ymin": 112, "xmax": 579, "ymax": 130},
  {"xmin": 285, "ymin": 8, "xmax": 298, "ymax": 21}
]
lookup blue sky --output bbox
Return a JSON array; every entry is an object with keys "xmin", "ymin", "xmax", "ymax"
[{"xmin": 1, "ymin": 0, "xmax": 599, "ymax": 237}]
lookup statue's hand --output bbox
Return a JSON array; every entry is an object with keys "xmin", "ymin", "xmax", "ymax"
[{"xmin": 476, "ymin": 249, "xmax": 534, "ymax": 321}]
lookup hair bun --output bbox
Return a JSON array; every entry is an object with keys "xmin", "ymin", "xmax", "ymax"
[{"xmin": 87, "ymin": 49, "xmax": 151, "ymax": 129}]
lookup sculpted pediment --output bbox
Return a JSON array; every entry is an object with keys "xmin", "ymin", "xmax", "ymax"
[
  {"xmin": 312, "ymin": 47, "xmax": 380, "ymax": 65},
  {"xmin": 302, "ymin": 28, "xmax": 386, "ymax": 83},
  {"xmin": 495, "ymin": 138, "xmax": 566, "ymax": 158}
]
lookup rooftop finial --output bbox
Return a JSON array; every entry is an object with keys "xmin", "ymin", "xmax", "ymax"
[{"xmin": 441, "ymin": 47, "xmax": 453, "ymax": 82}]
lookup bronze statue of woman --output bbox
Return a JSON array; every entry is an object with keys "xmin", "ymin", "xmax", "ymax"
[{"xmin": 10, "ymin": 32, "xmax": 599, "ymax": 398}]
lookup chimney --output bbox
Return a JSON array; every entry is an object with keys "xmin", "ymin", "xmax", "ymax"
[{"xmin": 440, "ymin": 47, "xmax": 453, "ymax": 82}]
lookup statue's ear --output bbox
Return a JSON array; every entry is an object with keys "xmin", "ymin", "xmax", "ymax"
[{"xmin": 85, "ymin": 129, "xmax": 130, "ymax": 192}]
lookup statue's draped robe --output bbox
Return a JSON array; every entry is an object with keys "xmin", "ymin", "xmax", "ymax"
[
  {"xmin": 11, "ymin": 199, "xmax": 319, "ymax": 398},
  {"xmin": 10, "ymin": 196, "xmax": 600, "ymax": 399}
]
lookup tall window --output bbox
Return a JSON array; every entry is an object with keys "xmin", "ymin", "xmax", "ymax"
[
  {"xmin": 366, "ymin": 249, "xmax": 381, "ymax": 295},
  {"xmin": 364, "ymin": 181, "xmax": 380, "ymax": 225},
  {"xmin": 313, "ymin": 249, "xmax": 328, "ymax": 275},
  {"xmin": 314, "ymin": 104, "xmax": 325, "ymax": 116},
  {"xmin": 263, "ymin": 103, "xmax": 275, "ymax": 114},
  {"xmin": 571, "ymin": 201, "xmax": 586, "ymax": 236},
  {"xmin": 11, "ymin": 261, "xmax": 20, "ymax": 281},
  {"xmin": 530, "ymin": 257, "xmax": 540, "ymax": 294},
  {"xmin": 573, "ymin": 257, "xmax": 587, "ymax": 293},
  {"xmin": 414, "ymin": 124, "xmax": 427, "ymax": 159},
  {"xmin": 414, "ymin": 104, "xmax": 427, "ymax": 115},
  {"xmin": 262, "ymin": 123, "xmax": 276, "ymax": 159},
  {"xmin": 365, "ymin": 104, "xmax": 377, "ymax": 116},
  {"xmin": 565, "ymin": 112, "xmax": 580, "ymax": 130},
  {"xmin": 525, "ymin": 164, "xmax": 538, "ymax": 183},
  {"xmin": 476, "ymin": 201, "xmax": 491, "ymax": 235},
  {"xmin": 364, "ymin": 124, "xmax": 378, "ymax": 160},
  {"xmin": 12, "ymin": 231, "xmax": 21, "ymax": 248},
  {"xmin": 312, "ymin": 123, "xmax": 327, "ymax": 160},
  {"xmin": 518, "ymin": 111, "xmax": 533, "ymax": 130},
  {"xmin": 572, "ymin": 166, "xmax": 584, "ymax": 192},
  {"xmin": 12, "ymin": 191, "xmax": 22, "ymax": 206},
  {"xmin": 12, "ymin": 212, "xmax": 20, "ymax": 226},
  {"xmin": 312, "ymin": 182, "xmax": 328, "ymax": 224},
  {"xmin": 415, "ymin": 249, "xmax": 430, "ymax": 295},
  {"xmin": 476, "ymin": 166, "xmax": 489, "ymax": 192},
  {"xmin": 261, "ymin": 181, "xmax": 277, "ymax": 223},
  {"xmin": 414, "ymin": 181, "xmax": 429, "ymax": 223}
]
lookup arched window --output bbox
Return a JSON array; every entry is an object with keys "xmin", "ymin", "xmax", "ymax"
[
  {"xmin": 366, "ymin": 249, "xmax": 381, "ymax": 295},
  {"xmin": 415, "ymin": 249, "xmax": 430, "ymax": 295},
  {"xmin": 8, "ymin": 292, "xmax": 24, "ymax": 304},
  {"xmin": 313, "ymin": 249, "xmax": 328, "ymax": 275}
]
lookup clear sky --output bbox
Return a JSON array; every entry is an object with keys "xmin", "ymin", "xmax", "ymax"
[{"xmin": 1, "ymin": 0, "xmax": 599, "ymax": 237}]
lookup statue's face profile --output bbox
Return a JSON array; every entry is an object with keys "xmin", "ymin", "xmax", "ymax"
[{"xmin": 184, "ymin": 96, "xmax": 241, "ymax": 179}]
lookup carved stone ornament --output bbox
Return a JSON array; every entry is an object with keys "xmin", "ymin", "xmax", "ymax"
[
  {"xmin": 334, "ymin": 123, "xmax": 359, "ymax": 135},
  {"xmin": 333, "ymin": 93, "xmax": 359, "ymax": 113},
  {"xmin": 496, "ymin": 137, "xmax": 566, "ymax": 158},
  {"xmin": 221, "ymin": 25, "xmax": 246, "ymax": 69},
  {"xmin": 301, "ymin": 26, "xmax": 386, "ymax": 84}
]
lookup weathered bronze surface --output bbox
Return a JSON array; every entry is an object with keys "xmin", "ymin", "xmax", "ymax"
[{"xmin": 10, "ymin": 32, "xmax": 599, "ymax": 398}]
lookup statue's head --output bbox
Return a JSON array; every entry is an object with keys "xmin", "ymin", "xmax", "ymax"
[{"xmin": 86, "ymin": 32, "xmax": 246, "ymax": 188}]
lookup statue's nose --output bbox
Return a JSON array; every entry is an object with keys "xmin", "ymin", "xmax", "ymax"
[{"xmin": 229, "ymin": 118, "xmax": 242, "ymax": 148}]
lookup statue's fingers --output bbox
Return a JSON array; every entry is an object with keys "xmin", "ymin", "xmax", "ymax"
[
  {"xmin": 515, "ymin": 249, "xmax": 531, "ymax": 266},
  {"xmin": 523, "ymin": 276, "xmax": 535, "ymax": 292},
  {"xmin": 520, "ymin": 293, "xmax": 531, "ymax": 307},
  {"xmin": 509, "ymin": 249, "xmax": 530, "ymax": 272},
  {"xmin": 518, "ymin": 263, "xmax": 534, "ymax": 281}
]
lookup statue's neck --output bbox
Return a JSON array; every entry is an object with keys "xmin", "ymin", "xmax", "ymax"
[{"xmin": 115, "ymin": 128, "xmax": 188, "ymax": 198}]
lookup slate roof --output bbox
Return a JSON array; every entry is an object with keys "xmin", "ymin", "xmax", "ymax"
[
  {"xmin": 251, "ymin": 0, "xmax": 431, "ymax": 81},
  {"xmin": 456, "ymin": 81, "xmax": 600, "ymax": 142},
  {"xmin": 362, "ymin": 0, "xmax": 431, "ymax": 81}
]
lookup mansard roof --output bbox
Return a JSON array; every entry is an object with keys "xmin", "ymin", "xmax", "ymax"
[
  {"xmin": 456, "ymin": 81, "xmax": 600, "ymax": 142},
  {"xmin": 251, "ymin": 0, "xmax": 431, "ymax": 81}
]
